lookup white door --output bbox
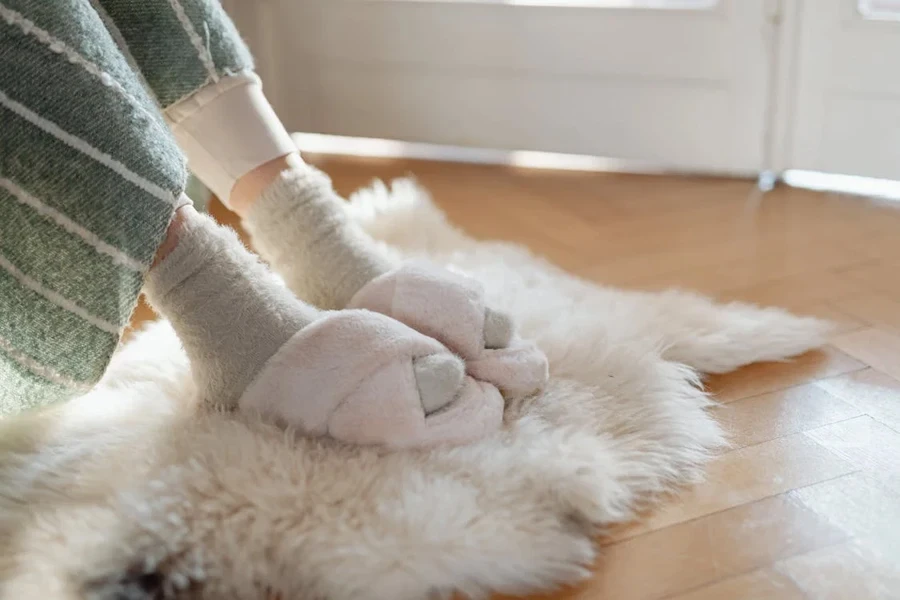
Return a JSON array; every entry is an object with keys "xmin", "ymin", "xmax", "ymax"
[
  {"xmin": 238, "ymin": 0, "xmax": 777, "ymax": 175},
  {"xmin": 786, "ymin": 0, "xmax": 900, "ymax": 179}
]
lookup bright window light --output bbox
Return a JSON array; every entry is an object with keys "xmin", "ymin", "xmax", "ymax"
[
  {"xmin": 782, "ymin": 170, "xmax": 900, "ymax": 202},
  {"xmin": 859, "ymin": 0, "xmax": 900, "ymax": 19},
  {"xmin": 292, "ymin": 133, "xmax": 661, "ymax": 173},
  {"xmin": 381, "ymin": 0, "xmax": 717, "ymax": 8}
]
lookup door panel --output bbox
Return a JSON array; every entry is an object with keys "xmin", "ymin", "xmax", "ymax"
[
  {"xmin": 253, "ymin": 0, "xmax": 774, "ymax": 174},
  {"xmin": 788, "ymin": 0, "xmax": 900, "ymax": 179}
]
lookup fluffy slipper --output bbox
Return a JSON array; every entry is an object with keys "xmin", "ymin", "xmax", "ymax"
[
  {"xmin": 238, "ymin": 309, "xmax": 504, "ymax": 448},
  {"xmin": 349, "ymin": 261, "xmax": 549, "ymax": 397},
  {"xmin": 467, "ymin": 340, "xmax": 549, "ymax": 398}
]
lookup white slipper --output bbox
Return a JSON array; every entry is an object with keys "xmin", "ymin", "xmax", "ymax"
[
  {"xmin": 350, "ymin": 261, "xmax": 549, "ymax": 397},
  {"xmin": 239, "ymin": 309, "xmax": 504, "ymax": 449}
]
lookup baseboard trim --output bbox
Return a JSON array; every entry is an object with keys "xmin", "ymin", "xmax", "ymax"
[
  {"xmin": 291, "ymin": 133, "xmax": 756, "ymax": 180},
  {"xmin": 291, "ymin": 132, "xmax": 900, "ymax": 202}
]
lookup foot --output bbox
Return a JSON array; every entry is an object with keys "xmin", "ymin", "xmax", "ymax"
[
  {"xmin": 239, "ymin": 309, "xmax": 503, "ymax": 448},
  {"xmin": 143, "ymin": 208, "xmax": 502, "ymax": 448},
  {"xmin": 349, "ymin": 261, "xmax": 549, "ymax": 397},
  {"xmin": 240, "ymin": 160, "xmax": 516, "ymax": 354}
]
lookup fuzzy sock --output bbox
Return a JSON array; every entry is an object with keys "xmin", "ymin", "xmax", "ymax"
[
  {"xmin": 243, "ymin": 166, "xmax": 392, "ymax": 311},
  {"xmin": 243, "ymin": 166, "xmax": 514, "ymax": 349},
  {"xmin": 143, "ymin": 209, "xmax": 316, "ymax": 409},
  {"xmin": 143, "ymin": 209, "xmax": 465, "ymax": 415}
]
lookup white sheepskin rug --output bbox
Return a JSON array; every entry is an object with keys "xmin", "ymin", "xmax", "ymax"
[{"xmin": 0, "ymin": 180, "xmax": 831, "ymax": 600}]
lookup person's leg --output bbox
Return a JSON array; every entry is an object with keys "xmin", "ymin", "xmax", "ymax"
[
  {"xmin": 0, "ymin": 1, "xmax": 472, "ymax": 443},
  {"xmin": 0, "ymin": 0, "xmax": 184, "ymax": 412},
  {"xmin": 95, "ymin": 0, "xmax": 515, "ymax": 352},
  {"xmin": 143, "ymin": 206, "xmax": 468, "ymax": 427}
]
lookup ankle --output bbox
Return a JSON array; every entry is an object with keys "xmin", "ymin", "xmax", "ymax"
[
  {"xmin": 229, "ymin": 152, "xmax": 305, "ymax": 219},
  {"xmin": 152, "ymin": 205, "xmax": 194, "ymax": 268}
]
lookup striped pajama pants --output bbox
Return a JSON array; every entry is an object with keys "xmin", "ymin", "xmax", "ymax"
[{"xmin": 0, "ymin": 0, "xmax": 253, "ymax": 414}]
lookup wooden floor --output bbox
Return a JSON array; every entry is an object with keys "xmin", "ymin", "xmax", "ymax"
[{"xmin": 141, "ymin": 156, "xmax": 900, "ymax": 599}]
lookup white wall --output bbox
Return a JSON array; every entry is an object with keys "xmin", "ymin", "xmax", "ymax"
[{"xmin": 226, "ymin": 0, "xmax": 900, "ymax": 180}]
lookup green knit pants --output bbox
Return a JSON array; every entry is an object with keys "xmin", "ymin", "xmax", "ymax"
[{"xmin": 0, "ymin": 0, "xmax": 253, "ymax": 414}]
